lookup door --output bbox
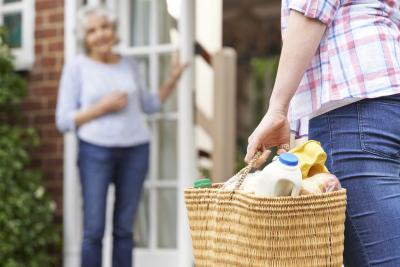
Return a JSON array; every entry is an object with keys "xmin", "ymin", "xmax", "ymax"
[
  {"xmin": 63, "ymin": 0, "xmax": 195, "ymax": 266},
  {"xmin": 117, "ymin": 0, "xmax": 180, "ymax": 265}
]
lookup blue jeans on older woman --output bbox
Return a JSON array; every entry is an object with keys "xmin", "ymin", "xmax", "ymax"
[
  {"xmin": 309, "ymin": 94, "xmax": 400, "ymax": 267},
  {"xmin": 78, "ymin": 139, "xmax": 149, "ymax": 267}
]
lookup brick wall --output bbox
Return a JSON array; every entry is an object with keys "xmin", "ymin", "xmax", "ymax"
[{"xmin": 22, "ymin": 0, "xmax": 64, "ymax": 222}]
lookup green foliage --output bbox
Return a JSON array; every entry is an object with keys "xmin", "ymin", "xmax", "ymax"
[
  {"xmin": 249, "ymin": 56, "xmax": 279, "ymax": 129},
  {"xmin": 235, "ymin": 56, "xmax": 280, "ymax": 172},
  {"xmin": 0, "ymin": 28, "xmax": 26, "ymax": 108},
  {"xmin": 0, "ymin": 27, "xmax": 60, "ymax": 267}
]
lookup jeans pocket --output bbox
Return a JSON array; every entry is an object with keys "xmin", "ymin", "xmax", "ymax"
[{"xmin": 358, "ymin": 97, "xmax": 400, "ymax": 159}]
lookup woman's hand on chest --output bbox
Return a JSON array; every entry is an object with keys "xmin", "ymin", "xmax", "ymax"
[{"xmin": 95, "ymin": 90, "xmax": 129, "ymax": 115}]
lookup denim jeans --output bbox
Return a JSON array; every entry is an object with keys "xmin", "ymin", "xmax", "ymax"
[
  {"xmin": 78, "ymin": 140, "xmax": 149, "ymax": 267},
  {"xmin": 309, "ymin": 94, "xmax": 400, "ymax": 267}
]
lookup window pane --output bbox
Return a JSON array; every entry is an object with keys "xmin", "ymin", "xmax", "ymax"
[
  {"xmin": 130, "ymin": 0, "xmax": 151, "ymax": 46},
  {"xmin": 157, "ymin": 0, "xmax": 177, "ymax": 44},
  {"xmin": 157, "ymin": 119, "xmax": 177, "ymax": 180},
  {"xmin": 157, "ymin": 188, "xmax": 177, "ymax": 248},
  {"xmin": 159, "ymin": 53, "xmax": 177, "ymax": 112},
  {"xmin": 4, "ymin": 0, "xmax": 21, "ymax": 3},
  {"xmin": 133, "ymin": 188, "xmax": 150, "ymax": 248},
  {"xmin": 4, "ymin": 13, "xmax": 22, "ymax": 48}
]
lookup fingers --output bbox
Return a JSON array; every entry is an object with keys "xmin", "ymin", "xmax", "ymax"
[
  {"xmin": 181, "ymin": 61, "xmax": 191, "ymax": 70},
  {"xmin": 107, "ymin": 91, "xmax": 128, "ymax": 110},
  {"xmin": 253, "ymin": 149, "xmax": 271, "ymax": 169},
  {"xmin": 277, "ymin": 143, "xmax": 290, "ymax": 155},
  {"xmin": 245, "ymin": 140, "xmax": 259, "ymax": 163},
  {"xmin": 245, "ymin": 141, "xmax": 290, "ymax": 167},
  {"xmin": 119, "ymin": 95, "xmax": 128, "ymax": 107}
]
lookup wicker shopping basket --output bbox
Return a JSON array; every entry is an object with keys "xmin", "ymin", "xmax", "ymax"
[{"xmin": 184, "ymin": 156, "xmax": 347, "ymax": 267}]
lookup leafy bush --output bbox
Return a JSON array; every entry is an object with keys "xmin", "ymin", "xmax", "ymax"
[{"xmin": 0, "ymin": 27, "xmax": 60, "ymax": 267}]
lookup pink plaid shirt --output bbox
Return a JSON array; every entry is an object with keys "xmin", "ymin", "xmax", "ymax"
[{"xmin": 282, "ymin": 0, "xmax": 400, "ymax": 137}]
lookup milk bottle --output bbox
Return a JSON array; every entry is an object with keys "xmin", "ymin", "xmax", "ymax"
[{"xmin": 254, "ymin": 153, "xmax": 302, "ymax": 197}]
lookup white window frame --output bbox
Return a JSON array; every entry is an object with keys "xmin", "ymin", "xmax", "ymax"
[{"xmin": 0, "ymin": 0, "xmax": 35, "ymax": 70}]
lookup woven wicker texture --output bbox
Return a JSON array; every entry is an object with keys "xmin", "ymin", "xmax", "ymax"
[{"xmin": 185, "ymin": 162, "xmax": 347, "ymax": 267}]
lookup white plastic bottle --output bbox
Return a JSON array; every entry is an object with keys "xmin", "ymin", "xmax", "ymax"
[{"xmin": 254, "ymin": 153, "xmax": 302, "ymax": 197}]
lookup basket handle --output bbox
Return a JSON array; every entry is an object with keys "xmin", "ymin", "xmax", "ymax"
[{"xmin": 220, "ymin": 151, "xmax": 261, "ymax": 191}]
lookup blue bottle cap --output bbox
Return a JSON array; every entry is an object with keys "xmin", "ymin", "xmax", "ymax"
[{"xmin": 278, "ymin": 153, "xmax": 299, "ymax": 167}]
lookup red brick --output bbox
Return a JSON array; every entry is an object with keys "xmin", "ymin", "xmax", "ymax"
[
  {"xmin": 22, "ymin": 99, "xmax": 43, "ymax": 110},
  {"xmin": 35, "ymin": 43, "xmax": 43, "ymax": 54},
  {"xmin": 31, "ymin": 86, "xmax": 56, "ymax": 96},
  {"xmin": 35, "ymin": 15, "xmax": 44, "ymax": 25},
  {"xmin": 39, "ymin": 141, "xmax": 58, "ymax": 152},
  {"xmin": 49, "ymin": 13, "xmax": 63, "ymax": 23},
  {"xmin": 46, "ymin": 71, "xmax": 62, "ymax": 80},
  {"xmin": 49, "ymin": 41, "xmax": 64, "ymax": 52},
  {"xmin": 43, "ymin": 127, "xmax": 63, "ymax": 139},
  {"xmin": 33, "ymin": 113, "xmax": 55, "ymax": 125},
  {"xmin": 36, "ymin": 1, "xmax": 59, "ymax": 11},
  {"xmin": 44, "ymin": 98, "xmax": 59, "ymax": 110},
  {"xmin": 29, "ymin": 81, "xmax": 59, "ymax": 91},
  {"xmin": 35, "ymin": 28, "xmax": 57, "ymax": 39},
  {"xmin": 41, "ymin": 157, "xmax": 63, "ymax": 168},
  {"xmin": 30, "ymin": 72, "xmax": 46, "ymax": 82},
  {"xmin": 42, "ymin": 57, "xmax": 57, "ymax": 67}
]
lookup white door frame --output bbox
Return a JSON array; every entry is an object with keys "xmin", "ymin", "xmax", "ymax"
[{"xmin": 63, "ymin": 0, "xmax": 195, "ymax": 266}]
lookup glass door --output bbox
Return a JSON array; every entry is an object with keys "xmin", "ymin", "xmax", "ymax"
[
  {"xmin": 117, "ymin": 0, "xmax": 180, "ymax": 265},
  {"xmin": 63, "ymin": 1, "xmax": 191, "ymax": 266}
]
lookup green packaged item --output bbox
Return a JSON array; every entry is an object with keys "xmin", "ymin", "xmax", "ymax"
[{"xmin": 194, "ymin": 178, "xmax": 212, "ymax": 188}]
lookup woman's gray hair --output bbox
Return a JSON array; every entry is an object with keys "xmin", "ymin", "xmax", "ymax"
[{"xmin": 76, "ymin": 4, "xmax": 117, "ymax": 52}]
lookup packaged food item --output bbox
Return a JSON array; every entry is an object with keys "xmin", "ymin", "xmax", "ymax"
[
  {"xmin": 241, "ymin": 171, "xmax": 260, "ymax": 193},
  {"xmin": 222, "ymin": 174, "xmax": 239, "ymax": 190},
  {"xmin": 290, "ymin": 140, "xmax": 329, "ymax": 178},
  {"xmin": 222, "ymin": 171, "xmax": 260, "ymax": 192},
  {"xmin": 194, "ymin": 178, "xmax": 212, "ymax": 189},
  {"xmin": 300, "ymin": 173, "xmax": 342, "ymax": 195},
  {"xmin": 254, "ymin": 153, "xmax": 302, "ymax": 197}
]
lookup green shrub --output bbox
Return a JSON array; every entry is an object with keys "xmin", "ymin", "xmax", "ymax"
[{"xmin": 0, "ymin": 27, "xmax": 60, "ymax": 267}]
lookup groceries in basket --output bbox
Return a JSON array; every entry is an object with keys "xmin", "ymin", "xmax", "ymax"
[
  {"xmin": 300, "ymin": 173, "xmax": 342, "ymax": 195},
  {"xmin": 222, "ymin": 140, "xmax": 341, "ymax": 197},
  {"xmin": 184, "ymin": 140, "xmax": 347, "ymax": 267}
]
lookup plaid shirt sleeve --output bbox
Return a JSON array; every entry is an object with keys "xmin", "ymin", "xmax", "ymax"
[{"xmin": 289, "ymin": 0, "xmax": 340, "ymax": 25}]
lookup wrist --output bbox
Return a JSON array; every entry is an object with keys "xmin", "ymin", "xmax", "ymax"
[
  {"xmin": 268, "ymin": 87, "xmax": 292, "ymax": 115},
  {"xmin": 93, "ymin": 103, "xmax": 107, "ymax": 117},
  {"xmin": 268, "ymin": 100, "xmax": 289, "ymax": 115}
]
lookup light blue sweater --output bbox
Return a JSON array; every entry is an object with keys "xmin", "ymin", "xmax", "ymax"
[{"xmin": 56, "ymin": 54, "xmax": 161, "ymax": 147}]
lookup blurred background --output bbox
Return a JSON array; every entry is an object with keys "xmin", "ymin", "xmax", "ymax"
[{"xmin": 0, "ymin": 0, "xmax": 282, "ymax": 266}]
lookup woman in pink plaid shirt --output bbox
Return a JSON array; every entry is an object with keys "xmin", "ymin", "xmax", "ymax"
[{"xmin": 246, "ymin": 0, "xmax": 400, "ymax": 266}]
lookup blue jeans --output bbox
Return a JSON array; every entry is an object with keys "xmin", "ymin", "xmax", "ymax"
[
  {"xmin": 309, "ymin": 94, "xmax": 400, "ymax": 267},
  {"xmin": 78, "ymin": 140, "xmax": 149, "ymax": 267}
]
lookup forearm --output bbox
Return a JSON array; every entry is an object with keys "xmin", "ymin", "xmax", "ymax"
[
  {"xmin": 158, "ymin": 75, "xmax": 178, "ymax": 102},
  {"xmin": 74, "ymin": 104, "xmax": 105, "ymax": 128},
  {"xmin": 269, "ymin": 11, "xmax": 327, "ymax": 114}
]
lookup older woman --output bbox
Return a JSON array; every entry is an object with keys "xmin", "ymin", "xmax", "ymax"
[{"xmin": 56, "ymin": 5, "xmax": 187, "ymax": 267}]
